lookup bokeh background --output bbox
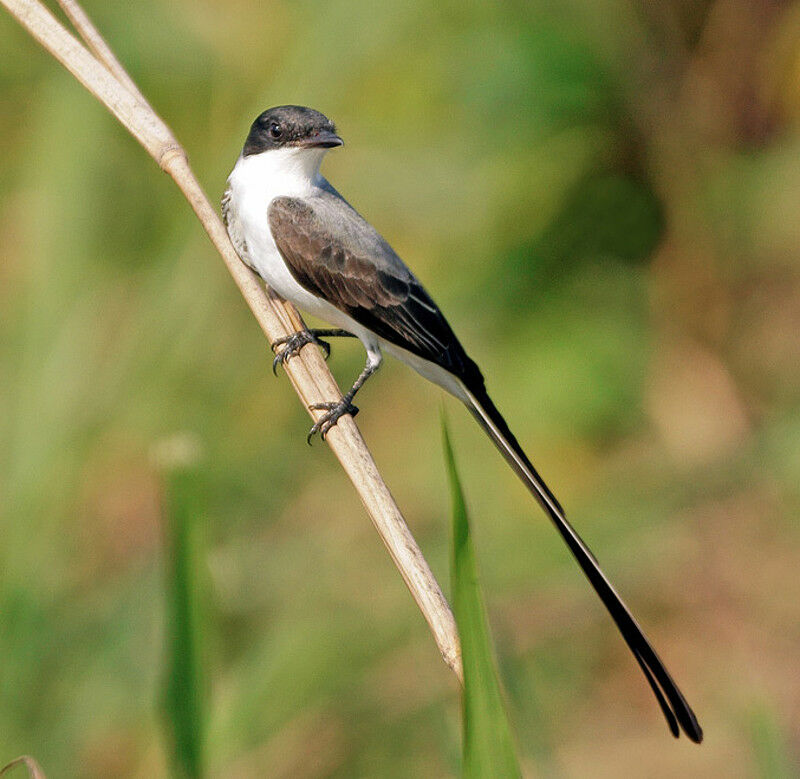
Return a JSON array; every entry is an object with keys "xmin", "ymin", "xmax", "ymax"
[{"xmin": 2, "ymin": 0, "xmax": 799, "ymax": 775}]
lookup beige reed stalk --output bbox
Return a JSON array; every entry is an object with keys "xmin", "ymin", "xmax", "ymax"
[{"xmin": 2, "ymin": 0, "xmax": 462, "ymax": 681}]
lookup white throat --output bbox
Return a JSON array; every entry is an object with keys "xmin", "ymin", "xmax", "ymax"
[{"xmin": 229, "ymin": 146, "xmax": 327, "ymax": 202}]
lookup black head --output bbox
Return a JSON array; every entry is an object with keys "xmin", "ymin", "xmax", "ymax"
[{"xmin": 242, "ymin": 105, "xmax": 343, "ymax": 157}]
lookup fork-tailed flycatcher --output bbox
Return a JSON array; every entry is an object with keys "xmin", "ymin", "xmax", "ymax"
[{"xmin": 222, "ymin": 105, "xmax": 702, "ymax": 742}]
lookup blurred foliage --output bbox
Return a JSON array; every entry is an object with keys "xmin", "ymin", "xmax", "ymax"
[
  {"xmin": 1, "ymin": 0, "xmax": 799, "ymax": 776},
  {"xmin": 160, "ymin": 447, "xmax": 207, "ymax": 778},
  {"xmin": 443, "ymin": 419, "xmax": 521, "ymax": 778},
  {"xmin": 748, "ymin": 704, "xmax": 799, "ymax": 778}
]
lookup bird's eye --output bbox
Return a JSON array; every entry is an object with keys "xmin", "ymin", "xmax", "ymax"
[{"xmin": 268, "ymin": 122, "xmax": 283, "ymax": 139}]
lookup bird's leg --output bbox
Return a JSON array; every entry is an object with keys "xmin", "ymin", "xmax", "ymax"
[
  {"xmin": 271, "ymin": 328, "xmax": 356, "ymax": 374},
  {"xmin": 307, "ymin": 350, "xmax": 382, "ymax": 442}
]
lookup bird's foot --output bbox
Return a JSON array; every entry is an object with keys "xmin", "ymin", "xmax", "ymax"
[
  {"xmin": 271, "ymin": 330, "xmax": 331, "ymax": 375},
  {"xmin": 307, "ymin": 399, "xmax": 359, "ymax": 443}
]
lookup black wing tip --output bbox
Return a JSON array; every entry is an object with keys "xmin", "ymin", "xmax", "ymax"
[
  {"xmin": 633, "ymin": 647, "xmax": 702, "ymax": 743},
  {"xmin": 671, "ymin": 705, "xmax": 703, "ymax": 743},
  {"xmin": 631, "ymin": 633, "xmax": 704, "ymax": 744},
  {"xmin": 463, "ymin": 388, "xmax": 706, "ymax": 745},
  {"xmin": 630, "ymin": 649, "xmax": 703, "ymax": 742},
  {"xmin": 668, "ymin": 716, "xmax": 680, "ymax": 738},
  {"xmin": 647, "ymin": 662, "xmax": 704, "ymax": 744},
  {"xmin": 683, "ymin": 714, "xmax": 704, "ymax": 744}
]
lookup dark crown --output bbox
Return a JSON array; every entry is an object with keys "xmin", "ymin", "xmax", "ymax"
[{"xmin": 243, "ymin": 105, "xmax": 341, "ymax": 156}]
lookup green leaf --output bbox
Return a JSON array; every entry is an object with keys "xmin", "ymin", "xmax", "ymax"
[
  {"xmin": 162, "ymin": 459, "xmax": 206, "ymax": 779},
  {"xmin": 442, "ymin": 415, "xmax": 522, "ymax": 779}
]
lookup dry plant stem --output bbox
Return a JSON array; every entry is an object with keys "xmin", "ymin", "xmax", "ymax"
[
  {"xmin": 2, "ymin": 0, "xmax": 463, "ymax": 681},
  {"xmin": 55, "ymin": 0, "xmax": 145, "ymax": 100},
  {"xmin": 0, "ymin": 756, "xmax": 46, "ymax": 779}
]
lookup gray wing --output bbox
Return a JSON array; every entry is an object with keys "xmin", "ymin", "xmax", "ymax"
[{"xmin": 268, "ymin": 190, "xmax": 482, "ymax": 384}]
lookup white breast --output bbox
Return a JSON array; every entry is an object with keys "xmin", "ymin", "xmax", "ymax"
[
  {"xmin": 226, "ymin": 150, "xmax": 321, "ymax": 302},
  {"xmin": 223, "ymin": 148, "xmax": 380, "ymax": 342}
]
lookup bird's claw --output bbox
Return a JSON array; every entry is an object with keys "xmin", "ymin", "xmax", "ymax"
[
  {"xmin": 306, "ymin": 399, "xmax": 359, "ymax": 443},
  {"xmin": 271, "ymin": 330, "xmax": 331, "ymax": 375}
]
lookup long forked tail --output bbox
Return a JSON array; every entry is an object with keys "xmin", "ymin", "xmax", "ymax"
[{"xmin": 461, "ymin": 383, "xmax": 703, "ymax": 743}]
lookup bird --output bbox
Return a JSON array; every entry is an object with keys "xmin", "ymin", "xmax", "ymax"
[{"xmin": 222, "ymin": 105, "xmax": 703, "ymax": 742}]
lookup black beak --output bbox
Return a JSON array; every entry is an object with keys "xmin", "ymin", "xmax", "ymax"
[{"xmin": 299, "ymin": 129, "xmax": 344, "ymax": 149}]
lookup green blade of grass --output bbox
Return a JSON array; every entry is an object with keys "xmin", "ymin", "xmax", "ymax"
[
  {"xmin": 159, "ymin": 442, "xmax": 206, "ymax": 779},
  {"xmin": 442, "ymin": 415, "xmax": 522, "ymax": 779}
]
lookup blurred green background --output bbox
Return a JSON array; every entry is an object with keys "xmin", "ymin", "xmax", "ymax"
[{"xmin": 2, "ymin": 0, "xmax": 799, "ymax": 775}]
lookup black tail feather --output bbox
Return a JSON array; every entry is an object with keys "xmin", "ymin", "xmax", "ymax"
[{"xmin": 463, "ymin": 382, "xmax": 703, "ymax": 743}]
